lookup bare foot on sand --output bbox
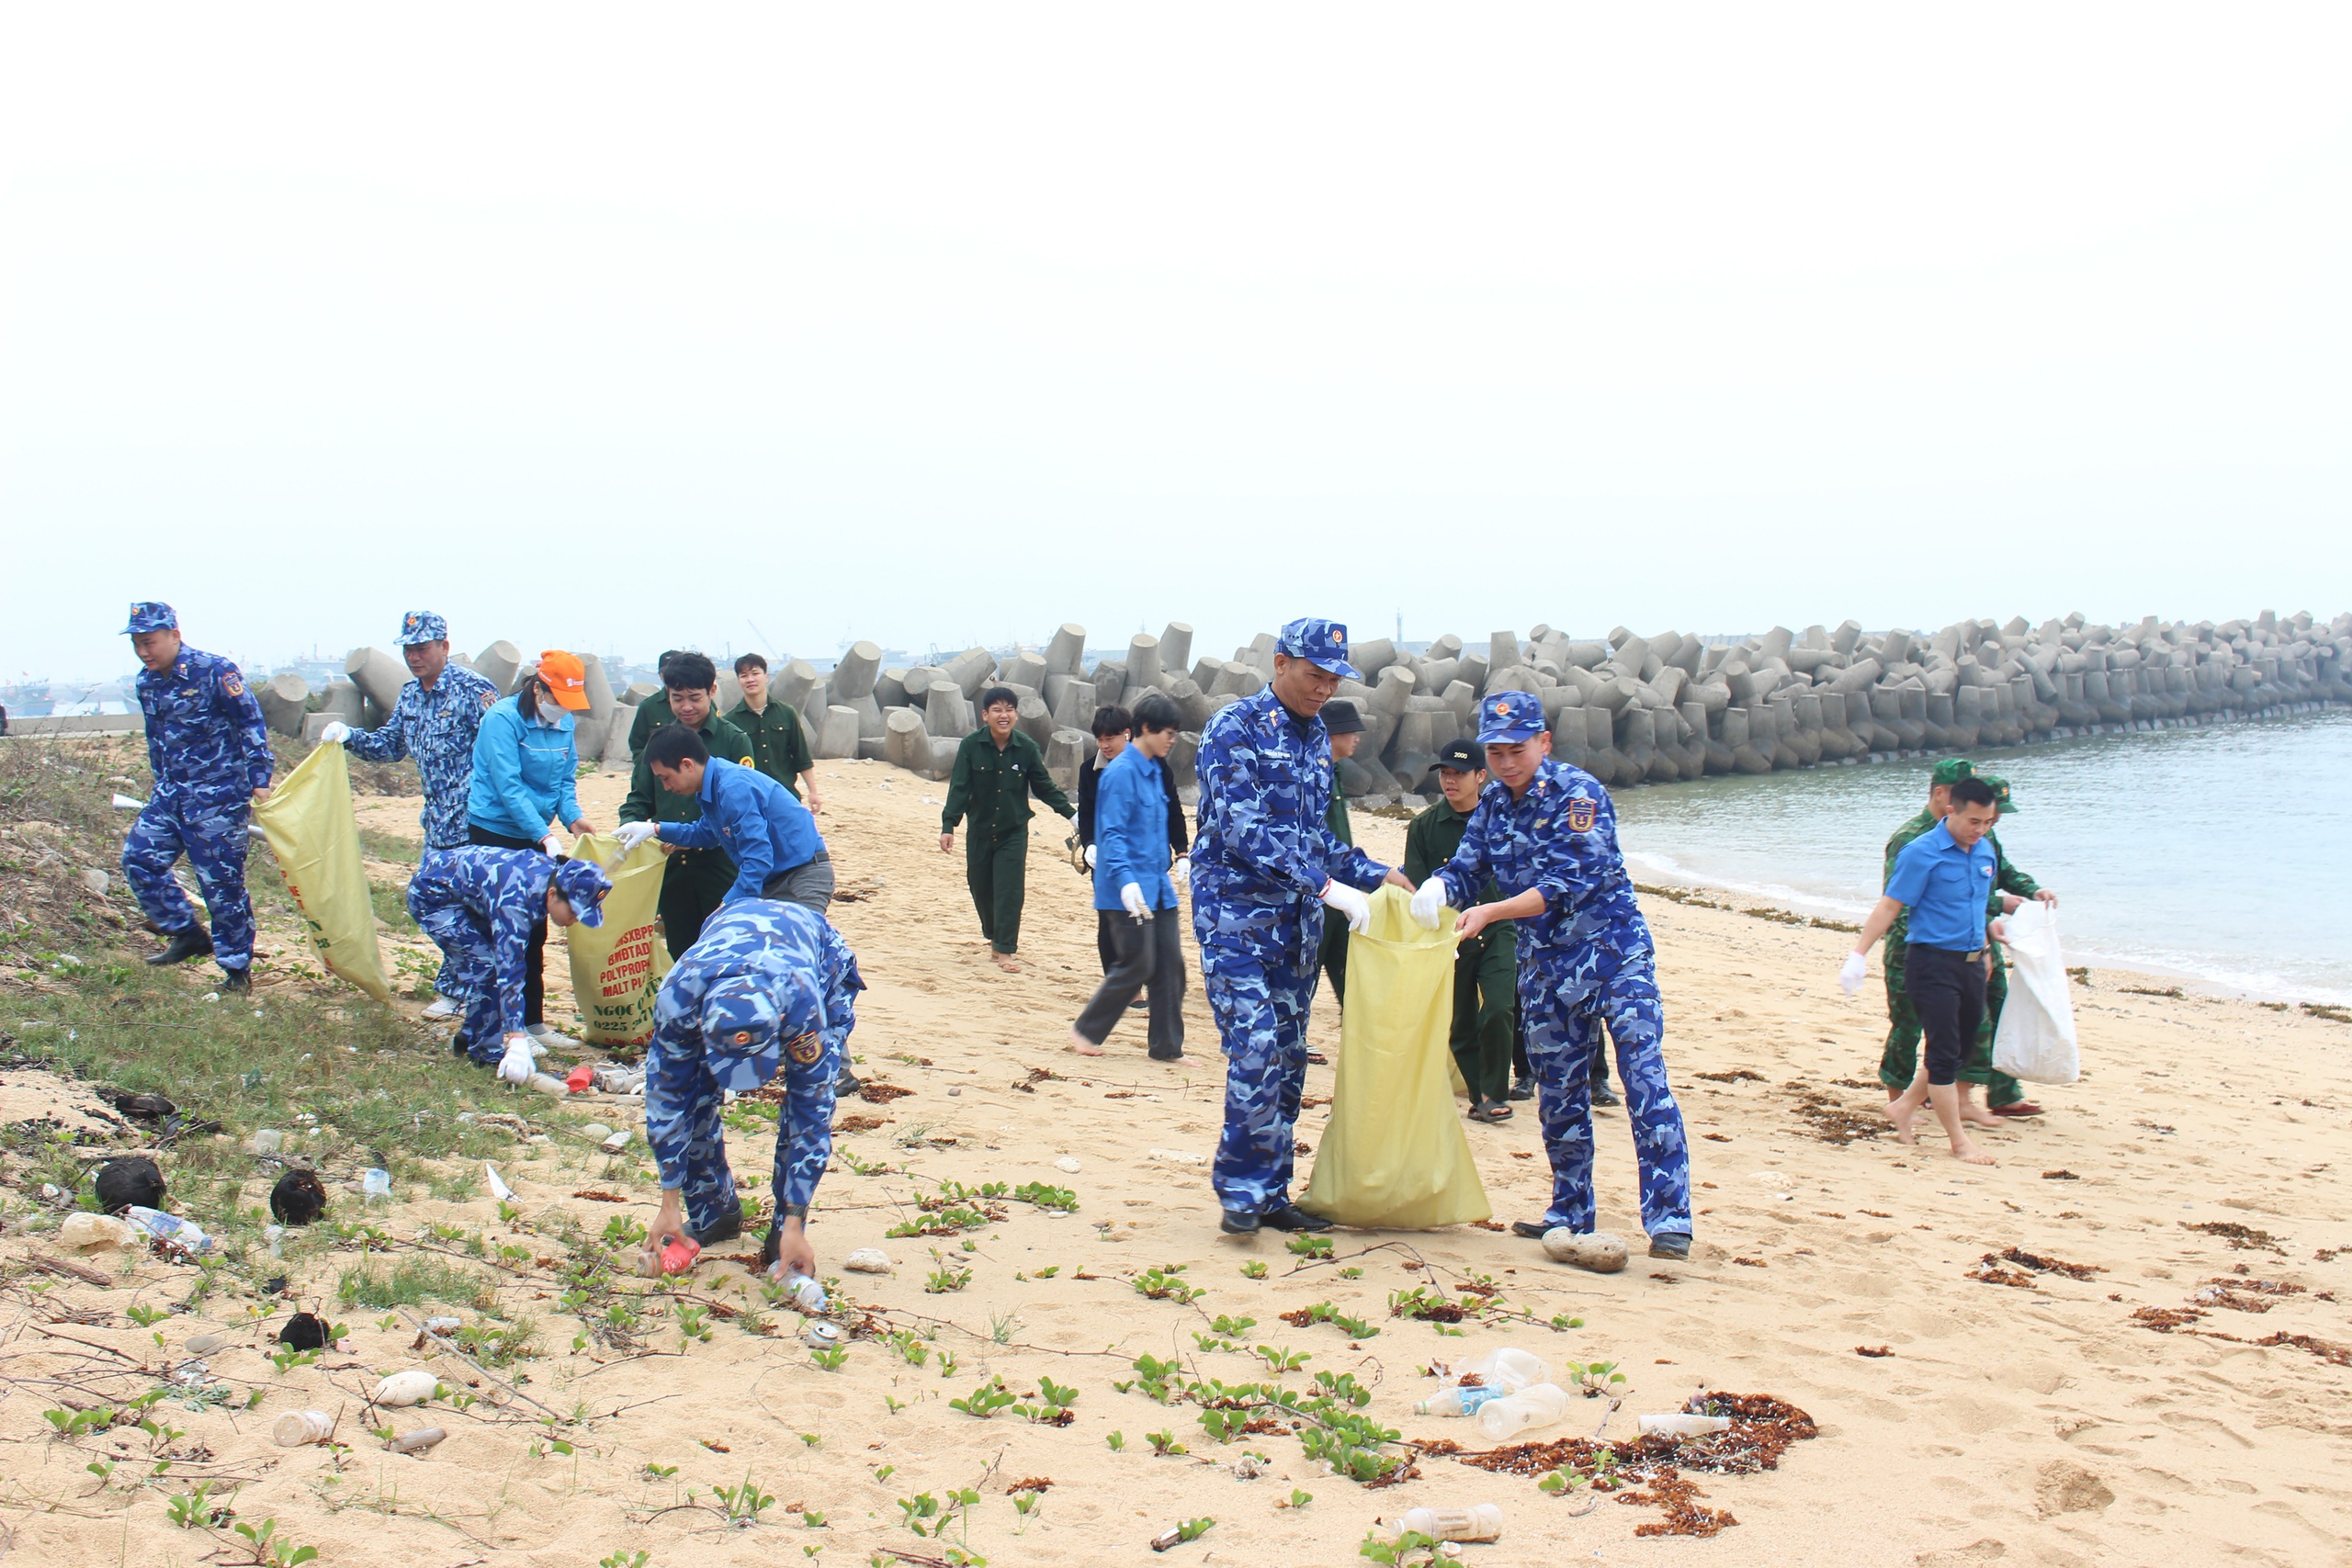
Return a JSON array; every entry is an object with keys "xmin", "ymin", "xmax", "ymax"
[
  {"xmin": 991, "ymin": 953, "xmax": 1023, "ymax": 974},
  {"xmin": 1066, "ymin": 1028, "xmax": 1102, "ymax": 1056},
  {"xmin": 1885, "ymin": 1097, "xmax": 1921, "ymax": 1145},
  {"xmin": 1948, "ymin": 1140, "xmax": 1996, "ymax": 1166},
  {"xmin": 1962, "ymin": 1104, "xmax": 2006, "ymax": 1128}
]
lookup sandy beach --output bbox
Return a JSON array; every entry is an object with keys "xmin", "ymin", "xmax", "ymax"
[{"xmin": 5, "ymin": 753, "xmax": 2350, "ymax": 1567}]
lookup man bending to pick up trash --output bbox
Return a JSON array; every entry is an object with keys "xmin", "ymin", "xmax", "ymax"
[
  {"xmin": 1193, "ymin": 617, "xmax": 1410, "ymax": 1236},
  {"xmin": 639, "ymin": 900, "xmax": 865, "ymax": 1277},
  {"xmin": 1409, "ymin": 691, "xmax": 1693, "ymax": 1262},
  {"xmin": 407, "ymin": 852, "xmax": 614, "ymax": 1082}
]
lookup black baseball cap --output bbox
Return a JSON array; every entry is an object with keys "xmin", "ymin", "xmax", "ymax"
[
  {"xmin": 1322, "ymin": 700, "xmax": 1365, "ymax": 735},
  {"xmin": 1435, "ymin": 739, "xmax": 1482, "ymax": 771}
]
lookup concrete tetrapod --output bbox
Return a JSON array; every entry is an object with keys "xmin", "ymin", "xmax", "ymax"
[
  {"xmin": 816, "ymin": 705, "xmax": 861, "ymax": 760},
  {"xmin": 580, "ymin": 653, "xmax": 616, "ymax": 723},
  {"xmin": 257, "ymin": 673, "xmax": 311, "ymax": 739},
  {"xmin": 1046, "ymin": 728, "xmax": 1091, "ymax": 795},
  {"xmin": 1126, "ymin": 633, "xmax": 1162, "ymax": 694},
  {"xmin": 1045, "ymin": 624, "xmax": 1087, "ymax": 677},
  {"xmin": 831, "ymin": 642, "xmax": 883, "ymax": 702},
  {"xmin": 884, "ymin": 706, "xmax": 931, "ymax": 773},
  {"xmin": 346, "ymin": 647, "xmax": 409, "ymax": 714},
  {"xmin": 1158, "ymin": 623, "xmax": 1193, "ymax": 678},
  {"xmin": 474, "ymin": 641, "xmax": 521, "ymax": 697}
]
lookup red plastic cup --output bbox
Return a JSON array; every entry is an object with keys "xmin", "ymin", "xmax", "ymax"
[
  {"xmin": 657, "ymin": 1236, "xmax": 700, "ymax": 1276},
  {"xmin": 564, "ymin": 1064, "xmax": 594, "ymax": 1093}
]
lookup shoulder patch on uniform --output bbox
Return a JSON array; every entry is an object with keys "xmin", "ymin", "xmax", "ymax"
[
  {"xmin": 480, "ymin": 690, "xmax": 496, "ymax": 709},
  {"xmin": 786, "ymin": 1032, "xmax": 822, "ymax": 1066},
  {"xmin": 220, "ymin": 674, "xmax": 244, "ymax": 697},
  {"xmin": 1566, "ymin": 798, "xmax": 1597, "ymax": 833}
]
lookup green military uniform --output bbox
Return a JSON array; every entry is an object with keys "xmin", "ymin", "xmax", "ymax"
[
  {"xmin": 1404, "ymin": 798, "xmax": 1518, "ymax": 1107},
  {"xmin": 942, "ymin": 728, "xmax": 1075, "ymax": 955},
  {"xmin": 1317, "ymin": 790, "xmax": 1356, "ymax": 1004},
  {"xmin": 620, "ymin": 710, "xmax": 755, "ymax": 960},
  {"xmin": 728, "ymin": 698, "xmax": 816, "ymax": 799},
  {"xmin": 627, "ymin": 690, "xmax": 675, "ymax": 758}
]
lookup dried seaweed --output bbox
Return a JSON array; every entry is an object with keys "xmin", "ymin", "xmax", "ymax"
[
  {"xmin": 2182, "ymin": 1221, "xmax": 2284, "ymax": 1254},
  {"xmin": 1996, "ymin": 1246, "xmax": 2106, "ymax": 1281}
]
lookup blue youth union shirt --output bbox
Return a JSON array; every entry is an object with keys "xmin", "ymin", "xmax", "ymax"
[{"xmin": 1883, "ymin": 824, "xmax": 1997, "ymax": 951}]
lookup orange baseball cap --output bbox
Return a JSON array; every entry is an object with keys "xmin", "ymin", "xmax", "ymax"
[{"xmin": 537, "ymin": 650, "xmax": 593, "ymax": 712}]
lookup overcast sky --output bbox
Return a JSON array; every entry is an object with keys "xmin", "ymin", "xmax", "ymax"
[{"xmin": 4, "ymin": 6, "xmax": 2347, "ymax": 684}]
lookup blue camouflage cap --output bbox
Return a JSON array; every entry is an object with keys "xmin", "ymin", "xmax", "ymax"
[
  {"xmin": 397, "ymin": 611, "xmax": 449, "ymax": 647},
  {"xmin": 1276, "ymin": 617, "xmax": 1361, "ymax": 680},
  {"xmin": 123, "ymin": 602, "xmax": 177, "ymax": 635},
  {"xmin": 1476, "ymin": 690, "xmax": 1547, "ymax": 744},
  {"xmin": 699, "ymin": 974, "xmax": 828, "ymax": 1091},
  {"xmin": 549, "ymin": 857, "xmax": 613, "ymax": 928}
]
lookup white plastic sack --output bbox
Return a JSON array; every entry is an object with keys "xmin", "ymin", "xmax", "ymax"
[{"xmin": 1992, "ymin": 902, "xmax": 2079, "ymax": 1084}]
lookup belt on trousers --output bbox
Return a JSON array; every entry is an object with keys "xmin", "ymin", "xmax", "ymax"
[{"xmin": 1916, "ymin": 945, "xmax": 1987, "ymax": 962}]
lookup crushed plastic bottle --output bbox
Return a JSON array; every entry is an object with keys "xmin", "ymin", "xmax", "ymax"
[
  {"xmin": 1440, "ymin": 1348, "xmax": 1550, "ymax": 1393},
  {"xmin": 59, "ymin": 1213, "xmax": 138, "ymax": 1249},
  {"xmin": 1415, "ymin": 1383, "xmax": 1512, "ymax": 1418},
  {"xmin": 1474, "ymin": 1382, "xmax": 1570, "ymax": 1441},
  {"xmin": 123, "ymin": 1206, "xmax": 213, "ymax": 1257},
  {"xmin": 264, "ymin": 1224, "xmax": 286, "ymax": 1258},
  {"xmin": 781, "ymin": 1270, "xmax": 828, "ymax": 1312},
  {"xmin": 361, "ymin": 1168, "xmax": 392, "ymax": 1201},
  {"xmin": 249, "ymin": 1128, "xmax": 285, "ymax": 1155}
]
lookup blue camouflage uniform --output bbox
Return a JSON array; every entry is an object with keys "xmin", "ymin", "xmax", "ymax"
[
  {"xmin": 343, "ymin": 615, "xmax": 500, "ymax": 851},
  {"xmin": 119, "ymin": 604, "xmax": 275, "ymax": 976},
  {"xmin": 406, "ymin": 850, "xmax": 611, "ymax": 1064},
  {"xmin": 1191, "ymin": 619, "xmax": 1390, "ymax": 1215},
  {"xmin": 643, "ymin": 901, "xmax": 865, "ymax": 1239},
  {"xmin": 343, "ymin": 613, "xmax": 500, "ymax": 999},
  {"xmin": 1435, "ymin": 692, "xmax": 1691, "ymax": 1240}
]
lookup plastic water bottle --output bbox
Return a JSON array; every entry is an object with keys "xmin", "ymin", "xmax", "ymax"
[
  {"xmin": 1414, "ymin": 1383, "xmax": 1512, "ymax": 1417},
  {"xmin": 1474, "ymin": 1382, "xmax": 1570, "ymax": 1440},
  {"xmin": 361, "ymin": 1168, "xmax": 392, "ymax": 1202},
  {"xmin": 123, "ymin": 1206, "xmax": 213, "ymax": 1257},
  {"xmin": 1395, "ymin": 1505, "xmax": 1504, "ymax": 1543},
  {"xmin": 783, "ymin": 1270, "xmax": 829, "ymax": 1312},
  {"xmin": 1445, "ymin": 1347, "xmax": 1549, "ymax": 1393}
]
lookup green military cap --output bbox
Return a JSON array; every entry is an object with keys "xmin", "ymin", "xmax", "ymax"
[
  {"xmin": 1928, "ymin": 758, "xmax": 1976, "ymax": 786},
  {"xmin": 1982, "ymin": 774, "xmax": 2016, "ymax": 812}
]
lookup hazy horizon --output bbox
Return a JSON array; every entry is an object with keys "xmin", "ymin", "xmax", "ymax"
[{"xmin": 6, "ymin": 6, "xmax": 2348, "ymax": 682}]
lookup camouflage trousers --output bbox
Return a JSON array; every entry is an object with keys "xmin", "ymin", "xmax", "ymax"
[
  {"xmin": 1521, "ymin": 951, "xmax": 1692, "ymax": 1238},
  {"xmin": 1878, "ymin": 957, "xmax": 2022, "ymax": 1105},
  {"xmin": 121, "ymin": 795, "xmax": 254, "ymax": 973},
  {"xmin": 643, "ymin": 1046, "xmax": 841, "ymax": 1236},
  {"xmin": 406, "ymin": 899, "xmax": 506, "ymax": 1065},
  {"xmin": 1203, "ymin": 939, "xmax": 1317, "ymax": 1215}
]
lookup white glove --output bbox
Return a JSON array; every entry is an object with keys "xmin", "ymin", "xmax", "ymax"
[
  {"xmin": 1170, "ymin": 854, "xmax": 1190, "ymax": 891},
  {"xmin": 498, "ymin": 1033, "xmax": 537, "ymax": 1086},
  {"xmin": 319, "ymin": 721, "xmax": 352, "ymax": 746},
  {"xmin": 1408, "ymin": 875, "xmax": 1448, "ymax": 930},
  {"xmin": 614, "ymin": 821, "xmax": 661, "ymax": 852},
  {"xmin": 1083, "ymin": 844, "xmax": 1097, "ymax": 869},
  {"xmin": 539, "ymin": 832, "xmax": 565, "ymax": 857},
  {"xmin": 1120, "ymin": 882, "xmax": 1149, "ymax": 919},
  {"xmin": 1320, "ymin": 879, "xmax": 1372, "ymax": 935},
  {"xmin": 1838, "ymin": 952, "xmax": 1868, "ymax": 995}
]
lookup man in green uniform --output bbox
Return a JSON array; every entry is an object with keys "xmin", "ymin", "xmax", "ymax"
[
  {"xmin": 619, "ymin": 652, "xmax": 756, "ymax": 960},
  {"xmin": 626, "ymin": 651, "xmax": 687, "ymax": 757},
  {"xmin": 729, "ymin": 653, "xmax": 823, "ymax": 811},
  {"xmin": 1404, "ymin": 739, "xmax": 1520, "ymax": 1122},
  {"xmin": 939, "ymin": 685, "xmax": 1076, "ymax": 973},
  {"xmin": 1315, "ymin": 701, "xmax": 1367, "ymax": 1005},
  {"xmin": 1973, "ymin": 774, "xmax": 2056, "ymax": 1118}
]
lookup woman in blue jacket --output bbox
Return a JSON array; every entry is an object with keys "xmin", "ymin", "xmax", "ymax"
[
  {"xmin": 1068, "ymin": 692, "xmax": 1187, "ymax": 1062},
  {"xmin": 464, "ymin": 651, "xmax": 597, "ymax": 1040}
]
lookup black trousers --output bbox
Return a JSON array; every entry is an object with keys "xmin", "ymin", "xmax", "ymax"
[
  {"xmin": 1905, "ymin": 943, "xmax": 1987, "ymax": 1088},
  {"xmin": 467, "ymin": 824, "xmax": 548, "ymax": 1025},
  {"xmin": 1073, "ymin": 908, "xmax": 1186, "ymax": 1056},
  {"xmin": 1510, "ymin": 997, "xmax": 1605, "ymax": 1088}
]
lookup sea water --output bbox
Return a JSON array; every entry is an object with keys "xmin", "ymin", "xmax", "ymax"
[{"xmin": 1612, "ymin": 707, "xmax": 2352, "ymax": 1005}]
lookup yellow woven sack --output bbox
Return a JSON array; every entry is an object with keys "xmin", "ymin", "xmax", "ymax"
[
  {"xmin": 254, "ymin": 743, "xmax": 390, "ymax": 1002},
  {"xmin": 563, "ymin": 834, "xmax": 673, "ymax": 1047},
  {"xmin": 1300, "ymin": 886, "xmax": 1491, "ymax": 1229}
]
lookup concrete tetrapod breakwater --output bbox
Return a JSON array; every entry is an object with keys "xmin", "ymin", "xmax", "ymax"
[
  {"xmin": 32, "ymin": 610, "xmax": 2344, "ymax": 796},
  {"xmin": 288, "ymin": 608, "xmax": 2346, "ymax": 805}
]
